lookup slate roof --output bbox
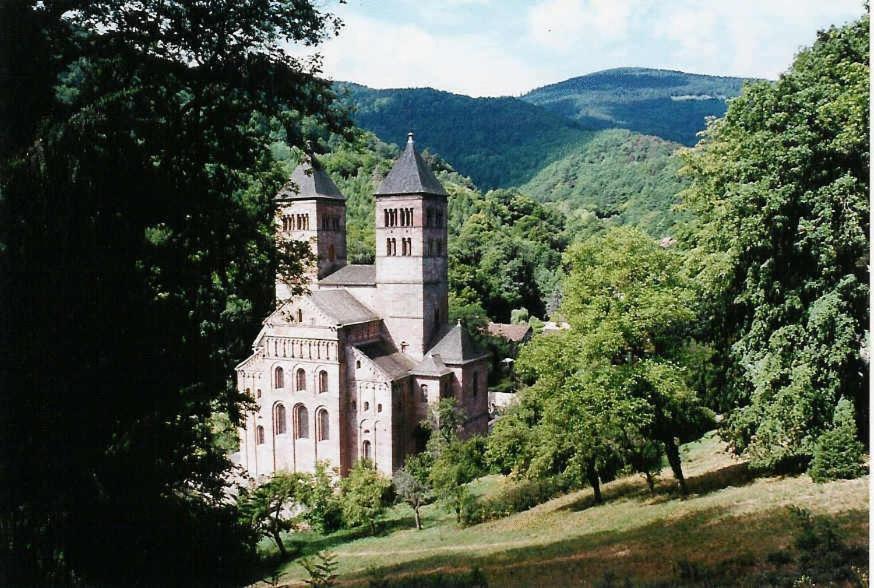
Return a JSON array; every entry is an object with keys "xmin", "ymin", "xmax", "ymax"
[
  {"xmin": 275, "ymin": 160, "xmax": 345, "ymax": 201},
  {"xmin": 375, "ymin": 133, "xmax": 447, "ymax": 197},
  {"xmin": 410, "ymin": 353, "xmax": 453, "ymax": 377},
  {"xmin": 487, "ymin": 322, "xmax": 533, "ymax": 343},
  {"xmin": 427, "ymin": 321, "xmax": 490, "ymax": 365},
  {"xmin": 356, "ymin": 341, "xmax": 416, "ymax": 380},
  {"xmin": 309, "ymin": 290, "xmax": 379, "ymax": 325},
  {"xmin": 319, "ymin": 264, "xmax": 376, "ymax": 286}
]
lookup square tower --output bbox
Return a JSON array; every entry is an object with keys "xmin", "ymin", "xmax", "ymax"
[
  {"xmin": 274, "ymin": 159, "xmax": 347, "ymax": 301},
  {"xmin": 374, "ymin": 133, "xmax": 449, "ymax": 360}
]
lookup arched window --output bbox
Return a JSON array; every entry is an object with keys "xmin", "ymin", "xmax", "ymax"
[
  {"xmin": 256, "ymin": 388, "xmax": 262, "ymax": 399},
  {"xmin": 274, "ymin": 366, "xmax": 284, "ymax": 389},
  {"xmin": 294, "ymin": 405, "xmax": 309, "ymax": 439},
  {"xmin": 245, "ymin": 387, "xmax": 251, "ymax": 398},
  {"xmin": 317, "ymin": 409, "xmax": 329, "ymax": 441},
  {"xmin": 296, "ymin": 308, "xmax": 303, "ymax": 322},
  {"xmin": 400, "ymin": 341, "xmax": 408, "ymax": 354},
  {"xmin": 296, "ymin": 368, "xmax": 306, "ymax": 391},
  {"xmin": 363, "ymin": 440, "xmax": 371, "ymax": 460},
  {"xmin": 318, "ymin": 370, "xmax": 328, "ymax": 393},
  {"xmin": 256, "ymin": 426, "xmax": 265, "ymax": 445},
  {"xmin": 364, "ymin": 401, "xmax": 370, "ymax": 412},
  {"xmin": 274, "ymin": 404, "xmax": 287, "ymax": 435},
  {"xmin": 472, "ymin": 371, "xmax": 479, "ymax": 398},
  {"xmin": 356, "ymin": 360, "xmax": 361, "ymax": 369},
  {"xmin": 377, "ymin": 403, "xmax": 383, "ymax": 413},
  {"xmin": 420, "ymin": 384, "xmax": 428, "ymax": 402}
]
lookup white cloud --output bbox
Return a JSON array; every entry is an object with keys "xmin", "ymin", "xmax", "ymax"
[
  {"xmin": 528, "ymin": 0, "xmax": 636, "ymax": 50},
  {"xmin": 303, "ymin": 13, "xmax": 546, "ymax": 97}
]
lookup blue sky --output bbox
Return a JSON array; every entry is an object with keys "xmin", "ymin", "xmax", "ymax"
[{"xmin": 302, "ymin": 0, "xmax": 865, "ymax": 97}]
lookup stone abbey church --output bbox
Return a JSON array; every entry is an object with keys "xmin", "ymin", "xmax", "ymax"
[{"xmin": 235, "ymin": 134, "xmax": 489, "ymax": 478}]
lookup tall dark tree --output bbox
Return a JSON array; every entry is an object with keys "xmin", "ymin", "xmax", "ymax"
[
  {"xmin": 681, "ymin": 13, "xmax": 869, "ymax": 471},
  {"xmin": 0, "ymin": 1, "xmax": 348, "ymax": 585}
]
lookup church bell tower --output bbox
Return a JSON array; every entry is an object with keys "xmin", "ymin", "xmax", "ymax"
[
  {"xmin": 274, "ymin": 158, "xmax": 347, "ymax": 301},
  {"xmin": 374, "ymin": 133, "xmax": 449, "ymax": 360}
]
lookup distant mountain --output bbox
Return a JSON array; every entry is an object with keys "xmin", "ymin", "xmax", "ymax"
[
  {"xmin": 522, "ymin": 67, "xmax": 754, "ymax": 145},
  {"xmin": 336, "ymin": 83, "xmax": 590, "ymax": 189}
]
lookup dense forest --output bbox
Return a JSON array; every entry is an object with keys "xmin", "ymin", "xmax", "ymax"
[
  {"xmin": 522, "ymin": 67, "xmax": 751, "ymax": 145},
  {"xmin": 1, "ymin": 1, "xmax": 868, "ymax": 586}
]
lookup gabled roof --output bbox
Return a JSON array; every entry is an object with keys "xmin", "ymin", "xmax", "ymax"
[
  {"xmin": 410, "ymin": 353, "xmax": 453, "ymax": 377},
  {"xmin": 355, "ymin": 341, "xmax": 416, "ymax": 380},
  {"xmin": 309, "ymin": 290, "xmax": 378, "ymax": 326},
  {"xmin": 319, "ymin": 264, "xmax": 376, "ymax": 286},
  {"xmin": 427, "ymin": 321, "xmax": 489, "ymax": 365},
  {"xmin": 375, "ymin": 133, "xmax": 447, "ymax": 197},
  {"xmin": 487, "ymin": 322, "xmax": 533, "ymax": 343},
  {"xmin": 275, "ymin": 160, "xmax": 345, "ymax": 201}
]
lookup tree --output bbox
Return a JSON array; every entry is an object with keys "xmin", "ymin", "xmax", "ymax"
[
  {"xmin": 237, "ymin": 473, "xmax": 310, "ymax": 557},
  {"xmin": 808, "ymin": 399, "xmax": 867, "ymax": 482},
  {"xmin": 0, "ymin": 1, "xmax": 347, "ymax": 584},
  {"xmin": 302, "ymin": 461, "xmax": 343, "ymax": 534},
  {"xmin": 393, "ymin": 454, "xmax": 433, "ymax": 530},
  {"xmin": 339, "ymin": 461, "xmax": 391, "ymax": 535},
  {"xmin": 680, "ymin": 14, "xmax": 869, "ymax": 471}
]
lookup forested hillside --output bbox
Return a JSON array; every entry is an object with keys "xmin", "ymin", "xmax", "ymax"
[
  {"xmin": 521, "ymin": 129, "xmax": 686, "ymax": 238},
  {"xmin": 337, "ymin": 83, "xmax": 589, "ymax": 189},
  {"xmin": 522, "ymin": 68, "xmax": 751, "ymax": 145}
]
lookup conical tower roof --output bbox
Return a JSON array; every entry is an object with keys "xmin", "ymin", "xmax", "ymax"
[
  {"xmin": 375, "ymin": 133, "xmax": 447, "ymax": 197},
  {"xmin": 427, "ymin": 321, "xmax": 489, "ymax": 365},
  {"xmin": 275, "ymin": 159, "xmax": 344, "ymax": 201}
]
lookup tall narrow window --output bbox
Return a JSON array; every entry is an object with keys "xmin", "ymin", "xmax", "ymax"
[
  {"xmin": 363, "ymin": 440, "xmax": 371, "ymax": 460},
  {"xmin": 274, "ymin": 404, "xmax": 287, "ymax": 435},
  {"xmin": 472, "ymin": 371, "xmax": 479, "ymax": 398},
  {"xmin": 296, "ymin": 308, "xmax": 303, "ymax": 322},
  {"xmin": 318, "ymin": 370, "xmax": 328, "ymax": 393},
  {"xmin": 274, "ymin": 366, "xmax": 284, "ymax": 389},
  {"xmin": 317, "ymin": 409, "xmax": 329, "ymax": 441},
  {"xmin": 296, "ymin": 368, "xmax": 306, "ymax": 391},
  {"xmin": 401, "ymin": 341, "xmax": 409, "ymax": 354},
  {"xmin": 420, "ymin": 384, "xmax": 428, "ymax": 402},
  {"xmin": 256, "ymin": 426, "xmax": 265, "ymax": 445},
  {"xmin": 295, "ymin": 404, "xmax": 309, "ymax": 438}
]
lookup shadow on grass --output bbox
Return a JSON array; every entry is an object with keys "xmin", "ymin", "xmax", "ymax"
[
  {"xmin": 564, "ymin": 461, "xmax": 762, "ymax": 514},
  {"xmin": 340, "ymin": 506, "xmax": 869, "ymax": 588},
  {"xmin": 250, "ymin": 515, "xmax": 422, "ymax": 584}
]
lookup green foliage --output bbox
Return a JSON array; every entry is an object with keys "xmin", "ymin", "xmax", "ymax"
[
  {"xmin": 393, "ymin": 453, "xmax": 434, "ymax": 530},
  {"xmin": 521, "ymin": 129, "xmax": 687, "ymax": 240},
  {"xmin": 808, "ymin": 399, "xmax": 867, "ymax": 482},
  {"xmin": 0, "ymin": 1, "xmax": 345, "ymax": 584},
  {"xmin": 302, "ymin": 462, "xmax": 343, "ymax": 534},
  {"xmin": 367, "ymin": 567, "xmax": 489, "ymax": 588},
  {"xmin": 339, "ymin": 461, "xmax": 392, "ymax": 534},
  {"xmin": 338, "ymin": 83, "xmax": 593, "ymax": 189},
  {"xmin": 522, "ymin": 67, "xmax": 750, "ymax": 146},
  {"xmin": 460, "ymin": 475, "xmax": 577, "ymax": 526},
  {"xmin": 237, "ymin": 472, "xmax": 311, "ymax": 556},
  {"xmin": 449, "ymin": 188, "xmax": 568, "ymax": 321},
  {"xmin": 681, "ymin": 14, "xmax": 870, "ymax": 470},
  {"xmin": 788, "ymin": 506, "xmax": 868, "ymax": 585},
  {"xmin": 299, "ymin": 551, "xmax": 338, "ymax": 588},
  {"xmin": 510, "ymin": 308, "xmax": 530, "ymax": 324}
]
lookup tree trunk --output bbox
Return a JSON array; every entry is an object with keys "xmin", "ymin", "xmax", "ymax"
[
  {"xmin": 586, "ymin": 459, "xmax": 602, "ymax": 504},
  {"xmin": 663, "ymin": 437, "xmax": 687, "ymax": 496},
  {"xmin": 644, "ymin": 471, "xmax": 655, "ymax": 495},
  {"xmin": 413, "ymin": 504, "xmax": 422, "ymax": 530},
  {"xmin": 272, "ymin": 530, "xmax": 287, "ymax": 556}
]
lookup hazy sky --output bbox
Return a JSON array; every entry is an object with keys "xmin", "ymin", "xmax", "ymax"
[{"xmin": 299, "ymin": 0, "xmax": 865, "ymax": 97}]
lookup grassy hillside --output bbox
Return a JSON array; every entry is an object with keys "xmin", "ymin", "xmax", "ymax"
[
  {"xmin": 263, "ymin": 432, "xmax": 868, "ymax": 586},
  {"xmin": 337, "ymin": 82, "xmax": 592, "ymax": 189},
  {"xmin": 523, "ymin": 68, "xmax": 752, "ymax": 145},
  {"xmin": 521, "ymin": 129, "xmax": 687, "ymax": 239}
]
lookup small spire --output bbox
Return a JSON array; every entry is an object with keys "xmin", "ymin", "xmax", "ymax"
[
  {"xmin": 407, "ymin": 131, "xmax": 415, "ymax": 144},
  {"xmin": 456, "ymin": 319, "xmax": 462, "ymax": 326}
]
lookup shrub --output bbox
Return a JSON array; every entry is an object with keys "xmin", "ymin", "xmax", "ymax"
[
  {"xmin": 808, "ymin": 399, "xmax": 867, "ymax": 483},
  {"xmin": 460, "ymin": 474, "xmax": 577, "ymax": 526}
]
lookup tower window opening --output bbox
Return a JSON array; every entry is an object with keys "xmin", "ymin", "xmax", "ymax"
[
  {"xmin": 274, "ymin": 403, "xmax": 287, "ymax": 435},
  {"xmin": 256, "ymin": 426, "xmax": 265, "ymax": 445},
  {"xmin": 317, "ymin": 409, "xmax": 329, "ymax": 441},
  {"xmin": 363, "ymin": 440, "xmax": 371, "ymax": 460},
  {"xmin": 420, "ymin": 384, "xmax": 428, "ymax": 402},
  {"xmin": 295, "ymin": 404, "xmax": 309, "ymax": 439},
  {"xmin": 296, "ymin": 368, "xmax": 306, "ymax": 391},
  {"xmin": 274, "ymin": 366, "xmax": 284, "ymax": 389}
]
